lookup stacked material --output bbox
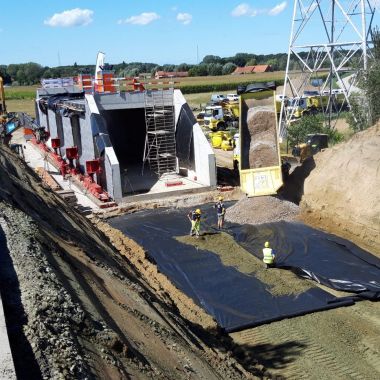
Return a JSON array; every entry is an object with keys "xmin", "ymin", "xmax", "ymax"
[
  {"xmin": 35, "ymin": 167, "xmax": 61, "ymax": 191},
  {"xmin": 56, "ymin": 189, "xmax": 77, "ymax": 207}
]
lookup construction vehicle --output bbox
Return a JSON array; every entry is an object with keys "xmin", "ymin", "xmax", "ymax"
[
  {"xmin": 292, "ymin": 133, "xmax": 328, "ymax": 162},
  {"xmin": 209, "ymin": 130, "xmax": 234, "ymax": 150},
  {"xmin": 0, "ymin": 76, "xmax": 23, "ymax": 145},
  {"xmin": 287, "ymin": 92, "xmax": 347, "ymax": 118},
  {"xmin": 203, "ymin": 101, "xmax": 239, "ymax": 131},
  {"xmin": 236, "ymin": 82, "xmax": 283, "ymax": 196},
  {"xmin": 0, "ymin": 76, "xmax": 6, "ymax": 116}
]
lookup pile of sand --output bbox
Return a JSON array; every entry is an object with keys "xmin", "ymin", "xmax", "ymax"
[
  {"xmin": 300, "ymin": 124, "xmax": 380, "ymax": 256},
  {"xmin": 225, "ymin": 196, "xmax": 299, "ymax": 225},
  {"xmin": 244, "ymin": 107, "xmax": 279, "ymax": 168}
]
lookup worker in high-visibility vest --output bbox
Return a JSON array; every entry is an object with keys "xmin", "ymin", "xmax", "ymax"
[
  {"xmin": 188, "ymin": 208, "xmax": 202, "ymax": 237},
  {"xmin": 262, "ymin": 241, "xmax": 276, "ymax": 269}
]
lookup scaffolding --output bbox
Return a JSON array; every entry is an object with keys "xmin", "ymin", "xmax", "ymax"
[
  {"xmin": 142, "ymin": 89, "xmax": 177, "ymax": 176},
  {"xmin": 279, "ymin": 0, "xmax": 376, "ymax": 137}
]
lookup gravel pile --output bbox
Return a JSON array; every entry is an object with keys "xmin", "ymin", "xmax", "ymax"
[{"xmin": 225, "ymin": 196, "xmax": 299, "ymax": 225}]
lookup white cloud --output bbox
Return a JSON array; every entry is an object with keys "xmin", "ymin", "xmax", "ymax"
[
  {"xmin": 44, "ymin": 8, "xmax": 93, "ymax": 27},
  {"xmin": 177, "ymin": 13, "xmax": 192, "ymax": 25},
  {"xmin": 231, "ymin": 3, "xmax": 257, "ymax": 17},
  {"xmin": 232, "ymin": 2, "xmax": 287, "ymax": 17},
  {"xmin": 118, "ymin": 12, "xmax": 160, "ymax": 25},
  {"xmin": 268, "ymin": 2, "xmax": 287, "ymax": 16}
]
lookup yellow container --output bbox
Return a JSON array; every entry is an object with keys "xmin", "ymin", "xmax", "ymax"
[{"xmin": 239, "ymin": 87, "xmax": 283, "ymax": 196}]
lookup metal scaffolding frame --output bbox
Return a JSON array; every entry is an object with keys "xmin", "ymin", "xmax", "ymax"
[
  {"xmin": 279, "ymin": 0, "xmax": 376, "ymax": 137},
  {"xmin": 142, "ymin": 89, "xmax": 177, "ymax": 176}
]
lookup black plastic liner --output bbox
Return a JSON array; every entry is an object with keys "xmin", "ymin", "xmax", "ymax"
[
  {"xmin": 229, "ymin": 221, "xmax": 380, "ymax": 300},
  {"xmin": 108, "ymin": 205, "xmax": 379, "ymax": 332},
  {"xmin": 175, "ymin": 103, "xmax": 195, "ymax": 169}
]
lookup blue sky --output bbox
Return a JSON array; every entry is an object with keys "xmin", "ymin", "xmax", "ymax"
[{"xmin": 0, "ymin": 1, "xmax": 379, "ymax": 66}]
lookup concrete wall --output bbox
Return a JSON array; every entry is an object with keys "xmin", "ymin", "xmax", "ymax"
[
  {"xmin": 61, "ymin": 115, "xmax": 74, "ymax": 153},
  {"xmin": 80, "ymin": 102, "xmax": 96, "ymax": 170},
  {"xmin": 104, "ymin": 147, "xmax": 122, "ymax": 201},
  {"xmin": 36, "ymin": 102, "xmax": 49, "ymax": 132},
  {"xmin": 47, "ymin": 109, "xmax": 58, "ymax": 149},
  {"xmin": 192, "ymin": 123, "xmax": 217, "ymax": 186},
  {"xmin": 173, "ymin": 89, "xmax": 186, "ymax": 129}
]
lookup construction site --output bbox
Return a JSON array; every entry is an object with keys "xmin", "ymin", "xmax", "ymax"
[{"xmin": 1, "ymin": 1, "xmax": 380, "ymax": 379}]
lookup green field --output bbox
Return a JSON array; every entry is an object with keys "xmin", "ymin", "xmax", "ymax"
[
  {"xmin": 178, "ymin": 72, "xmax": 285, "ymax": 87},
  {"xmin": 3, "ymin": 72, "xmax": 286, "ymax": 116}
]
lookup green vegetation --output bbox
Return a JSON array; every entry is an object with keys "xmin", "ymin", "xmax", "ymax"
[
  {"xmin": 347, "ymin": 26, "xmax": 380, "ymax": 131},
  {"xmin": 4, "ymin": 86, "xmax": 37, "ymax": 100},
  {"xmin": 287, "ymin": 115, "xmax": 344, "ymax": 148},
  {"xmin": 0, "ymin": 52, "xmax": 288, "ymax": 85}
]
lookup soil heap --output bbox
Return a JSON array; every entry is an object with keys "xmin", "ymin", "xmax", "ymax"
[
  {"xmin": 300, "ymin": 123, "xmax": 380, "ymax": 256},
  {"xmin": 248, "ymin": 107, "xmax": 278, "ymax": 168},
  {"xmin": 242, "ymin": 106, "xmax": 279, "ymax": 169},
  {"xmin": 225, "ymin": 196, "xmax": 299, "ymax": 225}
]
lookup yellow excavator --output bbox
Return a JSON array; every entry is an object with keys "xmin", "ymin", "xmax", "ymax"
[
  {"xmin": 0, "ymin": 76, "xmax": 22, "ymax": 146},
  {"xmin": 0, "ymin": 76, "xmax": 6, "ymax": 116}
]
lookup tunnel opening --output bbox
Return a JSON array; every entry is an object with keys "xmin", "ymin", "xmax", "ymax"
[{"xmin": 101, "ymin": 108, "xmax": 158, "ymax": 195}]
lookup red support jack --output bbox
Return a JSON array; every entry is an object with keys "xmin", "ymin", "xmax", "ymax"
[{"xmin": 51, "ymin": 138, "xmax": 61, "ymax": 156}]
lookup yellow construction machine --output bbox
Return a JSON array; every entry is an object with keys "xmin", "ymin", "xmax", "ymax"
[{"xmin": 0, "ymin": 76, "xmax": 6, "ymax": 117}]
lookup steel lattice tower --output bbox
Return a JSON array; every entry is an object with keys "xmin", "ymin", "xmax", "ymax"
[{"xmin": 279, "ymin": 0, "xmax": 377, "ymax": 138}]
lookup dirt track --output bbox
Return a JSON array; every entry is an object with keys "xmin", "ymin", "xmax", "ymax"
[{"xmin": 232, "ymin": 301, "xmax": 380, "ymax": 379}]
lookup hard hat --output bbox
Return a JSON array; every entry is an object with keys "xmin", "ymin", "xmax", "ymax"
[
  {"xmin": 218, "ymin": 196, "xmax": 223, "ymax": 201},
  {"xmin": 195, "ymin": 208, "xmax": 201, "ymax": 214},
  {"xmin": 264, "ymin": 241, "xmax": 270, "ymax": 248}
]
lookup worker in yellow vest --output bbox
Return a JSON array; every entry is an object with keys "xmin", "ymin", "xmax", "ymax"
[
  {"xmin": 262, "ymin": 241, "xmax": 276, "ymax": 269},
  {"xmin": 188, "ymin": 208, "xmax": 202, "ymax": 238}
]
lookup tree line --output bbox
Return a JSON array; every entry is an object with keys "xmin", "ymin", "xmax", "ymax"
[{"xmin": 0, "ymin": 52, "xmax": 290, "ymax": 85}]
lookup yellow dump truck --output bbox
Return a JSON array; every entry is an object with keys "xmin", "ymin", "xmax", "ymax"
[
  {"xmin": 203, "ymin": 101, "xmax": 239, "ymax": 131},
  {"xmin": 236, "ymin": 82, "xmax": 283, "ymax": 196}
]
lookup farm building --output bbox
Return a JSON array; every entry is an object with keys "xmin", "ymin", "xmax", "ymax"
[
  {"xmin": 155, "ymin": 71, "xmax": 189, "ymax": 79},
  {"xmin": 232, "ymin": 65, "xmax": 272, "ymax": 75}
]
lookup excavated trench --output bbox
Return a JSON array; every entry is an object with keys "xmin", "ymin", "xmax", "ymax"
[
  {"xmin": 0, "ymin": 145, "xmax": 259, "ymax": 379},
  {"xmin": 1, "ymin": 120, "xmax": 380, "ymax": 379}
]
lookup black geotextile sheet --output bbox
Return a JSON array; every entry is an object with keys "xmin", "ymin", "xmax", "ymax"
[
  {"xmin": 229, "ymin": 222, "xmax": 380, "ymax": 300},
  {"xmin": 109, "ymin": 204, "xmax": 380, "ymax": 332}
]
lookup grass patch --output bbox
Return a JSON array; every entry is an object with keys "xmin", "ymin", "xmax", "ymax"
[{"xmin": 4, "ymin": 86, "xmax": 37, "ymax": 100}]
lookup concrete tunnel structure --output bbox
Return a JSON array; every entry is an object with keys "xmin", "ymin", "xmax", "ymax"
[{"xmin": 35, "ymin": 86, "xmax": 216, "ymax": 202}]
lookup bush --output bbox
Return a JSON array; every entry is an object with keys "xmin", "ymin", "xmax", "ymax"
[
  {"xmin": 287, "ymin": 115, "xmax": 343, "ymax": 148},
  {"xmin": 348, "ymin": 26, "xmax": 380, "ymax": 131},
  {"xmin": 222, "ymin": 62, "xmax": 237, "ymax": 75}
]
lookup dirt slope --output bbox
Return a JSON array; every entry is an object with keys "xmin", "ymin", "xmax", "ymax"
[
  {"xmin": 300, "ymin": 124, "xmax": 380, "ymax": 256},
  {"xmin": 0, "ymin": 144, "xmax": 258, "ymax": 379}
]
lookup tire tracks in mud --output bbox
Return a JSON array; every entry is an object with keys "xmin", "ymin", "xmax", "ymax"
[{"xmin": 231, "ymin": 302, "xmax": 380, "ymax": 380}]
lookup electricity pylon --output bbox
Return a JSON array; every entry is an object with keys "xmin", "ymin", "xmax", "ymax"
[{"xmin": 279, "ymin": 0, "xmax": 376, "ymax": 138}]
